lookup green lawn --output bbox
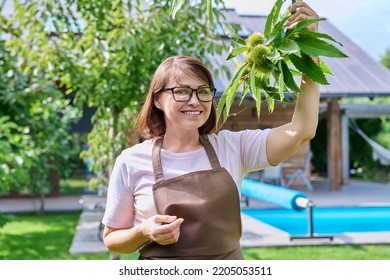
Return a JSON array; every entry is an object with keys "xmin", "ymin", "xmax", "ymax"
[
  {"xmin": 1, "ymin": 211, "xmax": 390, "ymax": 260},
  {"xmin": 0, "ymin": 212, "xmax": 137, "ymax": 260}
]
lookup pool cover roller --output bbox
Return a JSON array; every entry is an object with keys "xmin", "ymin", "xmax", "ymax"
[{"xmin": 241, "ymin": 178, "xmax": 309, "ymax": 210}]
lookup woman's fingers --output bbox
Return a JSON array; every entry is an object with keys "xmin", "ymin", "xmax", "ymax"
[
  {"xmin": 155, "ymin": 218, "xmax": 184, "ymax": 233},
  {"xmin": 153, "ymin": 215, "xmax": 178, "ymax": 224},
  {"xmin": 142, "ymin": 215, "xmax": 184, "ymax": 245},
  {"xmin": 153, "ymin": 218, "xmax": 184, "ymax": 245},
  {"xmin": 290, "ymin": 2, "xmax": 311, "ymax": 14},
  {"xmin": 287, "ymin": 2, "xmax": 319, "ymax": 32}
]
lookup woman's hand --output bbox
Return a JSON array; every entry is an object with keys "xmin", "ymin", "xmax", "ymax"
[
  {"xmin": 287, "ymin": 2, "xmax": 319, "ymax": 32},
  {"xmin": 141, "ymin": 215, "xmax": 184, "ymax": 245}
]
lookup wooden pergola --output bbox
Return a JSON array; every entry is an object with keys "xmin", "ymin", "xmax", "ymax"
[{"xmin": 213, "ymin": 9, "xmax": 390, "ymax": 191}]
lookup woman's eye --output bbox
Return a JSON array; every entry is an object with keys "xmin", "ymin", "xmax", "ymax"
[
  {"xmin": 198, "ymin": 88, "xmax": 210, "ymax": 95},
  {"xmin": 175, "ymin": 89, "xmax": 189, "ymax": 95}
]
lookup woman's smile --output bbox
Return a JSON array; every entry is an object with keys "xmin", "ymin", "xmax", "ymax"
[{"xmin": 182, "ymin": 110, "xmax": 202, "ymax": 116}]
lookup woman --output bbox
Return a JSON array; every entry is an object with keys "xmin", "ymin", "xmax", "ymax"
[{"xmin": 102, "ymin": 2, "xmax": 320, "ymax": 259}]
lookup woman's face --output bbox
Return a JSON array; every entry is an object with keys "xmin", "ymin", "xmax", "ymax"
[{"xmin": 154, "ymin": 72, "xmax": 212, "ymax": 135}]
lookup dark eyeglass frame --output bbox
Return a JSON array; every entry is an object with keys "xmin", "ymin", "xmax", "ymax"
[{"xmin": 163, "ymin": 87, "xmax": 216, "ymax": 102}]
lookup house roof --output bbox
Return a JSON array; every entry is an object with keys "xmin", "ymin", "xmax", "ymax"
[{"xmin": 212, "ymin": 9, "xmax": 390, "ymax": 99}]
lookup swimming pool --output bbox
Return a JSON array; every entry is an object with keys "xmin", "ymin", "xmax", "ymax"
[{"xmin": 242, "ymin": 206, "xmax": 390, "ymax": 235}]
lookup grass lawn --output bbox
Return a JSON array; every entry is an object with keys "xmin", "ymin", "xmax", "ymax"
[
  {"xmin": 0, "ymin": 211, "xmax": 137, "ymax": 260},
  {"xmin": 1, "ymin": 211, "xmax": 390, "ymax": 260}
]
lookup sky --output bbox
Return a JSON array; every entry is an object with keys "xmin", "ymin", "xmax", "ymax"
[{"xmin": 224, "ymin": 0, "xmax": 390, "ymax": 61}]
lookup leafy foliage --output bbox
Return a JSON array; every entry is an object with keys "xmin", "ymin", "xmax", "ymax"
[
  {"xmin": 217, "ymin": 0, "xmax": 347, "ymax": 124},
  {"xmin": 380, "ymin": 48, "xmax": 390, "ymax": 69},
  {"xmin": 2, "ymin": 0, "xmax": 226, "ymax": 191},
  {"xmin": 0, "ymin": 19, "xmax": 79, "ymax": 209}
]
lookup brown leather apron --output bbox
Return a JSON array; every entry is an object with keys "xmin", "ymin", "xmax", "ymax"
[{"xmin": 139, "ymin": 135, "xmax": 243, "ymax": 260}]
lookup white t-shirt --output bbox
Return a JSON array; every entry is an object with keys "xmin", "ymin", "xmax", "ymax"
[{"xmin": 102, "ymin": 129, "xmax": 271, "ymax": 229}]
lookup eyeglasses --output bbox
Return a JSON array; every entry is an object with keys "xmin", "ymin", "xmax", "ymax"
[{"xmin": 164, "ymin": 87, "xmax": 216, "ymax": 102}]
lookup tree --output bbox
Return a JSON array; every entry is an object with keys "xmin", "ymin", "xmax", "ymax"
[
  {"xmin": 380, "ymin": 48, "xmax": 390, "ymax": 69},
  {"xmin": 1, "ymin": 9, "xmax": 80, "ymax": 213},
  {"xmin": 1, "ymin": 0, "xmax": 227, "ymax": 191}
]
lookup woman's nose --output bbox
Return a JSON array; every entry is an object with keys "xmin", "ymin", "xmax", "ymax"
[{"xmin": 187, "ymin": 91, "xmax": 200, "ymax": 105}]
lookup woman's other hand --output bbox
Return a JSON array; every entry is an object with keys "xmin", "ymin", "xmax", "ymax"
[{"xmin": 142, "ymin": 215, "xmax": 184, "ymax": 245}]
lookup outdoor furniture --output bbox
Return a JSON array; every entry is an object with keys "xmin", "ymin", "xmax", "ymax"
[
  {"xmin": 241, "ymin": 165, "xmax": 285, "ymax": 206},
  {"xmin": 285, "ymin": 151, "xmax": 314, "ymax": 192},
  {"xmin": 260, "ymin": 164, "xmax": 285, "ymax": 187},
  {"xmin": 242, "ymin": 163, "xmax": 290, "ymax": 206}
]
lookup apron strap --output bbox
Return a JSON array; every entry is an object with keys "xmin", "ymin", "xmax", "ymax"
[
  {"xmin": 152, "ymin": 135, "xmax": 222, "ymax": 183},
  {"xmin": 152, "ymin": 137, "xmax": 165, "ymax": 183},
  {"xmin": 199, "ymin": 135, "xmax": 221, "ymax": 169}
]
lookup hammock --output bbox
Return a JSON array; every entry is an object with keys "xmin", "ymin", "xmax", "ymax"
[{"xmin": 350, "ymin": 120, "xmax": 390, "ymax": 166}]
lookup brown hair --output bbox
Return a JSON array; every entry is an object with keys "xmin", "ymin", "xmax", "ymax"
[{"xmin": 137, "ymin": 55, "xmax": 217, "ymax": 139}]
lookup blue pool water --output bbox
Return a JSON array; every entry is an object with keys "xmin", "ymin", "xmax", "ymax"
[{"xmin": 242, "ymin": 207, "xmax": 390, "ymax": 235}]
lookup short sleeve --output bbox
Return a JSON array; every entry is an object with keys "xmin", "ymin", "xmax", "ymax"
[
  {"xmin": 207, "ymin": 129, "xmax": 272, "ymax": 189},
  {"xmin": 102, "ymin": 153, "xmax": 134, "ymax": 228}
]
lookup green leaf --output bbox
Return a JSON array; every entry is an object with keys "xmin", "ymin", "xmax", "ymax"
[
  {"xmin": 278, "ymin": 66, "xmax": 285, "ymax": 101},
  {"xmin": 267, "ymin": 24, "xmax": 285, "ymax": 47},
  {"xmin": 267, "ymin": 13, "xmax": 290, "ymax": 47},
  {"xmin": 279, "ymin": 39, "xmax": 300, "ymax": 56},
  {"xmin": 289, "ymin": 53, "xmax": 329, "ymax": 85},
  {"xmin": 259, "ymin": 74, "xmax": 288, "ymax": 106},
  {"xmin": 319, "ymin": 59, "xmax": 333, "ymax": 75},
  {"xmin": 285, "ymin": 18, "xmax": 326, "ymax": 38},
  {"xmin": 207, "ymin": 0, "xmax": 215, "ymax": 30},
  {"xmin": 298, "ymin": 29, "xmax": 344, "ymax": 46},
  {"xmin": 239, "ymin": 85, "xmax": 249, "ymax": 105},
  {"xmin": 169, "ymin": 0, "xmax": 184, "ymax": 20},
  {"xmin": 249, "ymin": 64, "xmax": 257, "ymax": 98},
  {"xmin": 295, "ymin": 36, "xmax": 348, "ymax": 58},
  {"xmin": 216, "ymin": 89, "xmax": 228, "ymax": 126},
  {"xmin": 216, "ymin": 63, "xmax": 247, "ymax": 125},
  {"xmin": 280, "ymin": 60, "xmax": 300, "ymax": 93},
  {"xmin": 249, "ymin": 64, "xmax": 261, "ymax": 116},
  {"xmin": 226, "ymin": 46, "xmax": 248, "ymax": 60},
  {"xmin": 221, "ymin": 65, "xmax": 232, "ymax": 80},
  {"xmin": 258, "ymin": 75, "xmax": 279, "ymax": 94},
  {"xmin": 266, "ymin": 48, "xmax": 283, "ymax": 61},
  {"xmin": 226, "ymin": 74, "xmax": 244, "ymax": 119},
  {"xmin": 264, "ymin": 0, "xmax": 283, "ymax": 37},
  {"xmin": 221, "ymin": 22, "xmax": 246, "ymax": 45},
  {"xmin": 264, "ymin": 91, "xmax": 275, "ymax": 113}
]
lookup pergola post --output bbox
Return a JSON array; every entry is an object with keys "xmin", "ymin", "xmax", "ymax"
[
  {"xmin": 341, "ymin": 113, "xmax": 350, "ymax": 185},
  {"xmin": 327, "ymin": 98, "xmax": 342, "ymax": 191}
]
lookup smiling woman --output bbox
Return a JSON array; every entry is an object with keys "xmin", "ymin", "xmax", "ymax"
[
  {"xmin": 99, "ymin": 3, "xmax": 322, "ymax": 259},
  {"xmin": 152, "ymin": 66, "xmax": 215, "ymax": 140},
  {"xmin": 100, "ymin": 2, "xmax": 322, "ymax": 258},
  {"xmin": 101, "ymin": 32, "xmax": 318, "ymax": 262},
  {"xmin": 137, "ymin": 55, "xmax": 218, "ymax": 141}
]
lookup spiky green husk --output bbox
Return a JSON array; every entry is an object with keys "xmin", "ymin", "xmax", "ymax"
[
  {"xmin": 245, "ymin": 32, "xmax": 265, "ymax": 48},
  {"xmin": 245, "ymin": 45, "xmax": 273, "ymax": 73}
]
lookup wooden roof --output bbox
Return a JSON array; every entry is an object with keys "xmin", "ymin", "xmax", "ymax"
[{"xmin": 212, "ymin": 9, "xmax": 390, "ymax": 99}]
